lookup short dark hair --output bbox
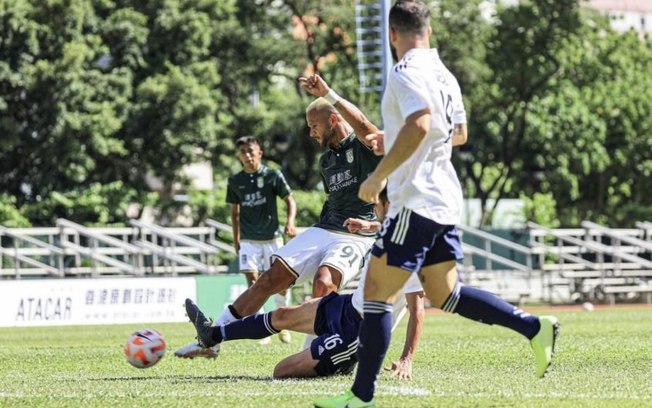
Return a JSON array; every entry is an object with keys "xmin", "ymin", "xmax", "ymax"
[
  {"xmin": 235, "ymin": 135, "xmax": 260, "ymax": 147},
  {"xmin": 389, "ymin": 0, "xmax": 430, "ymax": 36}
]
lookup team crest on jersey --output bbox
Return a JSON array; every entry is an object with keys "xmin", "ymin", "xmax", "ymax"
[
  {"xmin": 345, "ymin": 149, "xmax": 354, "ymax": 163},
  {"xmin": 257, "ymin": 177, "xmax": 264, "ymax": 188}
]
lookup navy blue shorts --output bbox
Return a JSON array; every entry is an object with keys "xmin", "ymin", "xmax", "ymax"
[
  {"xmin": 371, "ymin": 207, "xmax": 464, "ymax": 273},
  {"xmin": 311, "ymin": 292, "xmax": 361, "ymax": 376}
]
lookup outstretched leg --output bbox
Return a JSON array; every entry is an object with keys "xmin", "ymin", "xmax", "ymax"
[
  {"xmin": 420, "ymin": 260, "xmax": 559, "ymax": 378},
  {"xmin": 183, "ymin": 297, "xmax": 321, "ymax": 348}
]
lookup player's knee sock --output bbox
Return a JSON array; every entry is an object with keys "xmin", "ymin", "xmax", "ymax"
[
  {"xmin": 219, "ymin": 312, "xmax": 279, "ymax": 342},
  {"xmin": 351, "ymin": 301, "xmax": 393, "ymax": 403},
  {"xmin": 213, "ymin": 304, "xmax": 241, "ymax": 327},
  {"xmin": 445, "ymin": 282, "xmax": 540, "ymax": 339}
]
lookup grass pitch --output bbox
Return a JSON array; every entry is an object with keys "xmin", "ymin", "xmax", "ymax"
[{"xmin": 1, "ymin": 307, "xmax": 651, "ymax": 407}]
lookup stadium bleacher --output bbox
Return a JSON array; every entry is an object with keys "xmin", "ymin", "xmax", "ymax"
[{"xmin": 2, "ymin": 219, "xmax": 651, "ymax": 305}]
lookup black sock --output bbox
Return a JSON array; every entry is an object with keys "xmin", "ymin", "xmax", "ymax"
[{"xmin": 228, "ymin": 304, "xmax": 243, "ymax": 319}]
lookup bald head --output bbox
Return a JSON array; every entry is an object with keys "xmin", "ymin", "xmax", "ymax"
[{"xmin": 306, "ymin": 97, "xmax": 337, "ymax": 117}]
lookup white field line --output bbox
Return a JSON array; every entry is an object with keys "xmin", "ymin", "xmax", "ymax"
[{"xmin": 1, "ymin": 389, "xmax": 651, "ymax": 400}]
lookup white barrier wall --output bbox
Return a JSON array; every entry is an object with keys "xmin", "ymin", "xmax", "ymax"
[{"xmin": 0, "ymin": 278, "xmax": 196, "ymax": 327}]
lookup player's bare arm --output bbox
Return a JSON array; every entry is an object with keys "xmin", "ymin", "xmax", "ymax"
[
  {"xmin": 231, "ymin": 203, "xmax": 241, "ymax": 253},
  {"xmin": 299, "ymin": 74, "xmax": 379, "ymax": 148},
  {"xmin": 342, "ymin": 218, "xmax": 382, "ymax": 234},
  {"xmin": 359, "ymin": 109, "xmax": 431, "ymax": 203},
  {"xmin": 284, "ymin": 195, "xmax": 297, "ymax": 238},
  {"xmin": 451, "ymin": 123, "xmax": 468, "ymax": 147},
  {"xmin": 365, "ymin": 131, "xmax": 385, "ymax": 156},
  {"xmin": 385, "ymin": 291, "xmax": 425, "ymax": 380}
]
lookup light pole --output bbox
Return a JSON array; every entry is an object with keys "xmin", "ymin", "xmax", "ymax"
[{"xmin": 458, "ymin": 144, "xmax": 474, "ymax": 226}]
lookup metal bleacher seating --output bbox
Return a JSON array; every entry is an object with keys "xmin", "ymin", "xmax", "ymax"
[
  {"xmin": 528, "ymin": 221, "xmax": 652, "ymax": 305},
  {"xmin": 1, "ymin": 218, "xmax": 651, "ymax": 305},
  {"xmin": 0, "ymin": 219, "xmax": 234, "ymax": 279}
]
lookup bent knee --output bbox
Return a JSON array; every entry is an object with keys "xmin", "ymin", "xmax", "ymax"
[
  {"xmin": 273, "ymin": 362, "xmax": 293, "ymax": 379},
  {"xmin": 256, "ymin": 265, "xmax": 294, "ymax": 293}
]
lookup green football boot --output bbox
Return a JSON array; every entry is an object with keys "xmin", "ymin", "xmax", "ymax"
[
  {"xmin": 530, "ymin": 315, "xmax": 560, "ymax": 378},
  {"xmin": 314, "ymin": 390, "xmax": 375, "ymax": 408}
]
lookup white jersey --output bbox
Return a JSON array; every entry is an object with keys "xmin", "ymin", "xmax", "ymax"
[
  {"xmin": 381, "ymin": 48, "xmax": 466, "ymax": 224},
  {"xmin": 351, "ymin": 261, "xmax": 423, "ymax": 315}
]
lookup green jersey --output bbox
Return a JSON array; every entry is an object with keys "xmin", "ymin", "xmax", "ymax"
[
  {"xmin": 315, "ymin": 134, "xmax": 381, "ymax": 236},
  {"xmin": 226, "ymin": 165, "xmax": 292, "ymax": 240}
]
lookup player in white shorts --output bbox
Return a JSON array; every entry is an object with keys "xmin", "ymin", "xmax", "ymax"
[
  {"xmin": 175, "ymin": 76, "xmax": 383, "ymax": 359},
  {"xmin": 317, "ymin": 2, "xmax": 559, "ymax": 406}
]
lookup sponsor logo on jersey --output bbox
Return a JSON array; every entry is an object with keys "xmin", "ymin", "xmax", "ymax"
[
  {"xmin": 345, "ymin": 149, "xmax": 354, "ymax": 164},
  {"xmin": 242, "ymin": 191, "xmax": 267, "ymax": 207},
  {"xmin": 327, "ymin": 170, "xmax": 358, "ymax": 192}
]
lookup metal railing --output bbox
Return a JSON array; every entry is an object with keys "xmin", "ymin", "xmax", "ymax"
[
  {"xmin": 0, "ymin": 226, "xmax": 64, "ymax": 278},
  {"xmin": 129, "ymin": 220, "xmax": 227, "ymax": 275},
  {"xmin": 1, "ymin": 220, "xmax": 234, "ymax": 278},
  {"xmin": 528, "ymin": 221, "xmax": 652, "ymax": 302},
  {"xmin": 457, "ymin": 225, "xmax": 536, "ymax": 304},
  {"xmin": 3, "ymin": 218, "xmax": 651, "ymax": 304},
  {"xmin": 57, "ymin": 219, "xmax": 142, "ymax": 277}
]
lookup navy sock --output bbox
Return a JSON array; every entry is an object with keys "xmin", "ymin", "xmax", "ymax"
[
  {"xmin": 220, "ymin": 312, "xmax": 279, "ymax": 342},
  {"xmin": 351, "ymin": 301, "xmax": 393, "ymax": 403},
  {"xmin": 444, "ymin": 283, "xmax": 540, "ymax": 339}
]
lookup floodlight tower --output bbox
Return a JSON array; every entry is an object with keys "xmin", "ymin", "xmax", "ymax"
[{"xmin": 355, "ymin": 0, "xmax": 392, "ymax": 98}]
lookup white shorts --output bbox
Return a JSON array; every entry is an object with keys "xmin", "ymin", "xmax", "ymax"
[
  {"xmin": 239, "ymin": 238, "xmax": 284, "ymax": 273},
  {"xmin": 272, "ymin": 227, "xmax": 375, "ymax": 289}
]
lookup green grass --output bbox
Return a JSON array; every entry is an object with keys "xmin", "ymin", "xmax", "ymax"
[{"xmin": 1, "ymin": 308, "xmax": 651, "ymax": 407}]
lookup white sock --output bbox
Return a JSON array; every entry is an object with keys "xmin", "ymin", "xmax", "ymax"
[
  {"xmin": 302, "ymin": 334, "xmax": 317, "ymax": 351},
  {"xmin": 213, "ymin": 306, "xmax": 237, "ymax": 326}
]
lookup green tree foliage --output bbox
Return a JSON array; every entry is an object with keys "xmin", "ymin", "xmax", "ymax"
[
  {"xmin": 508, "ymin": 7, "xmax": 652, "ymax": 226},
  {"xmin": 0, "ymin": 194, "xmax": 31, "ymax": 227},
  {"xmin": 461, "ymin": 0, "xmax": 582, "ymax": 226},
  {"xmin": 1, "ymin": 0, "xmax": 650, "ymax": 229},
  {"xmin": 20, "ymin": 181, "xmax": 156, "ymax": 226}
]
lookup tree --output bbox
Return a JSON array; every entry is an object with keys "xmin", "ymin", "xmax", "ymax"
[
  {"xmin": 460, "ymin": 0, "xmax": 582, "ymax": 226},
  {"xmin": 525, "ymin": 10, "xmax": 652, "ymax": 226}
]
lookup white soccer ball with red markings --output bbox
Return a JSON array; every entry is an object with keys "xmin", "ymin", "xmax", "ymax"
[{"xmin": 124, "ymin": 329, "xmax": 166, "ymax": 369}]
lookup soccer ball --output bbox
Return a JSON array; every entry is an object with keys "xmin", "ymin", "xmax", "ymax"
[{"xmin": 124, "ymin": 329, "xmax": 166, "ymax": 368}]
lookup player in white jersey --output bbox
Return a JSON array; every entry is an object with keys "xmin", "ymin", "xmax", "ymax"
[
  {"xmin": 316, "ymin": 2, "xmax": 559, "ymax": 407},
  {"xmin": 183, "ymin": 190, "xmax": 425, "ymax": 379}
]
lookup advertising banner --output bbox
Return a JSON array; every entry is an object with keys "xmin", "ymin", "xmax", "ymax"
[{"xmin": 0, "ymin": 277, "xmax": 196, "ymax": 327}]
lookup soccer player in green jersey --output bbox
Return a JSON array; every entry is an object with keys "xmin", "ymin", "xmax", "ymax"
[
  {"xmin": 228, "ymin": 135, "xmax": 297, "ymax": 345},
  {"xmin": 176, "ymin": 74, "xmax": 383, "ymax": 359},
  {"xmin": 175, "ymin": 135, "xmax": 296, "ymax": 357}
]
